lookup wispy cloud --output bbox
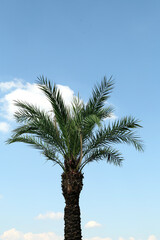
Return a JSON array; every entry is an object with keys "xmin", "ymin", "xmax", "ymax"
[
  {"xmin": 0, "ymin": 229, "xmax": 112, "ymax": 240},
  {"xmin": 35, "ymin": 211, "xmax": 63, "ymax": 220},
  {"xmin": 0, "ymin": 228, "xmax": 63, "ymax": 240},
  {"xmin": 119, "ymin": 238, "xmax": 136, "ymax": 240},
  {"xmin": 0, "ymin": 194, "xmax": 3, "ymax": 199},
  {"xmin": 0, "ymin": 122, "xmax": 10, "ymax": 133},
  {"xmin": 0, "ymin": 78, "xmax": 24, "ymax": 92},
  {"xmin": 85, "ymin": 221, "xmax": 101, "ymax": 228},
  {"xmin": 148, "ymin": 235, "xmax": 157, "ymax": 240},
  {"xmin": 85, "ymin": 238, "xmax": 112, "ymax": 240},
  {"xmin": 0, "ymin": 229, "xmax": 157, "ymax": 240}
]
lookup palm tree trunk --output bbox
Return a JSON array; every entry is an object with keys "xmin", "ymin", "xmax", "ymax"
[{"xmin": 61, "ymin": 172, "xmax": 83, "ymax": 240}]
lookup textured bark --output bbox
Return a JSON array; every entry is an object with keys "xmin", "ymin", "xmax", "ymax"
[{"xmin": 61, "ymin": 172, "xmax": 83, "ymax": 240}]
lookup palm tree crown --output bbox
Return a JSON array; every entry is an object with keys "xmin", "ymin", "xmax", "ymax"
[{"xmin": 7, "ymin": 76, "xmax": 143, "ymax": 172}]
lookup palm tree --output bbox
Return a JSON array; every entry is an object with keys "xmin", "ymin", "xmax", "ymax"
[{"xmin": 7, "ymin": 76, "xmax": 143, "ymax": 240}]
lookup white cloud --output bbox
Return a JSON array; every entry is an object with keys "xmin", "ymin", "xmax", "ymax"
[
  {"xmin": 85, "ymin": 237, "xmax": 112, "ymax": 240},
  {"xmin": 57, "ymin": 84, "xmax": 74, "ymax": 106},
  {"xmin": 119, "ymin": 238, "xmax": 136, "ymax": 240},
  {"xmin": 0, "ymin": 122, "xmax": 10, "ymax": 133},
  {"xmin": 0, "ymin": 194, "xmax": 3, "ymax": 199},
  {"xmin": 0, "ymin": 230, "xmax": 157, "ymax": 240},
  {"xmin": 0, "ymin": 228, "xmax": 24, "ymax": 240},
  {"xmin": 0, "ymin": 82, "xmax": 51, "ymax": 120},
  {"xmin": 0, "ymin": 79, "xmax": 24, "ymax": 92},
  {"xmin": 148, "ymin": 235, "xmax": 157, "ymax": 240},
  {"xmin": 23, "ymin": 232, "xmax": 63, "ymax": 240},
  {"xmin": 0, "ymin": 79, "xmax": 75, "ymax": 121},
  {"xmin": 35, "ymin": 211, "xmax": 63, "ymax": 220},
  {"xmin": 0, "ymin": 229, "xmax": 63, "ymax": 240},
  {"xmin": 85, "ymin": 221, "xmax": 101, "ymax": 228}
]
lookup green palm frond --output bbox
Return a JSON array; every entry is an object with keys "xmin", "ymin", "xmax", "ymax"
[
  {"xmin": 82, "ymin": 114, "xmax": 101, "ymax": 131},
  {"xmin": 96, "ymin": 106, "xmax": 114, "ymax": 120},
  {"xmin": 11, "ymin": 101, "xmax": 67, "ymax": 155},
  {"xmin": 81, "ymin": 106, "xmax": 114, "ymax": 140},
  {"xmin": 83, "ymin": 116, "xmax": 143, "ymax": 158},
  {"xmin": 106, "ymin": 116, "xmax": 144, "ymax": 151},
  {"xmin": 85, "ymin": 76, "xmax": 114, "ymax": 116},
  {"xmin": 71, "ymin": 95, "xmax": 84, "ymax": 119},
  {"xmin": 14, "ymin": 100, "xmax": 46, "ymax": 123},
  {"xmin": 7, "ymin": 135, "xmax": 65, "ymax": 170},
  {"xmin": 78, "ymin": 77, "xmax": 114, "ymax": 142},
  {"xmin": 65, "ymin": 117, "xmax": 79, "ymax": 157},
  {"xmin": 37, "ymin": 76, "xmax": 70, "ymax": 147},
  {"xmin": 79, "ymin": 147, "xmax": 123, "ymax": 171}
]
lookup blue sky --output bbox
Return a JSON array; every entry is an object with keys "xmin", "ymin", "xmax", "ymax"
[{"xmin": 0, "ymin": 1, "xmax": 160, "ymax": 240}]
